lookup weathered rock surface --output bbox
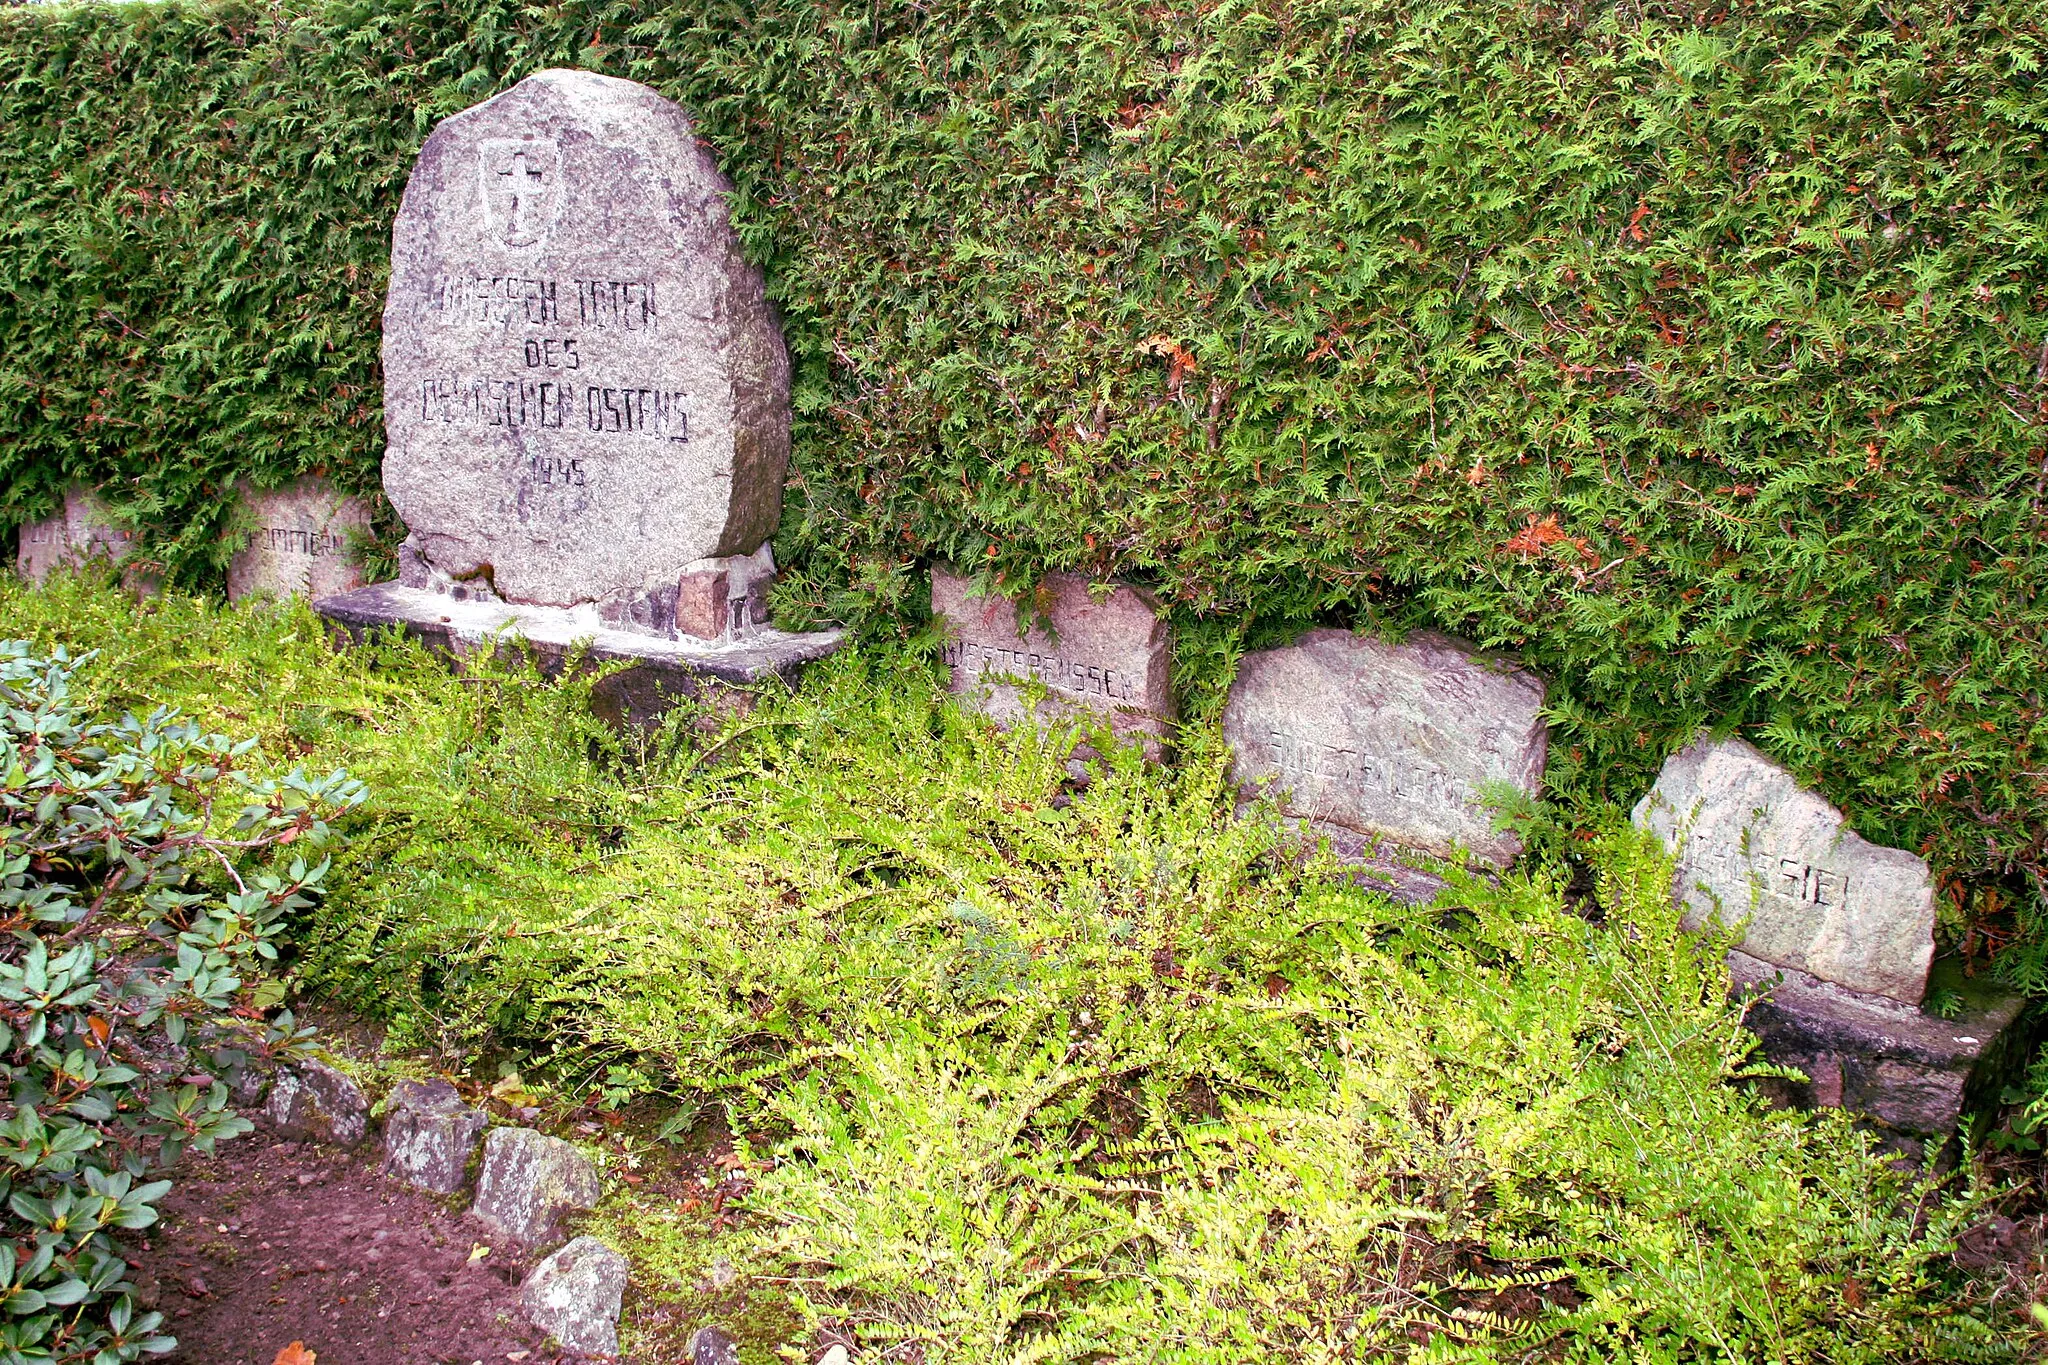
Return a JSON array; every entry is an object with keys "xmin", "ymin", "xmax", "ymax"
[
  {"xmin": 1222, "ymin": 628, "xmax": 1547, "ymax": 868},
  {"xmin": 931, "ymin": 567, "xmax": 1174, "ymax": 750},
  {"xmin": 17, "ymin": 488, "xmax": 141, "ymax": 582},
  {"xmin": 1734, "ymin": 952, "xmax": 2034, "ymax": 1147},
  {"xmin": 382, "ymin": 1078, "xmax": 489, "ymax": 1194},
  {"xmin": 688, "ymin": 1325, "xmax": 740, "ymax": 1365},
  {"xmin": 520, "ymin": 1235, "xmax": 627, "ymax": 1355},
  {"xmin": 1633, "ymin": 736, "xmax": 1935, "ymax": 1004},
  {"xmin": 227, "ymin": 479, "xmax": 373, "ymax": 602},
  {"xmin": 671, "ymin": 543, "xmax": 777, "ymax": 641},
  {"xmin": 263, "ymin": 1060, "xmax": 370, "ymax": 1149},
  {"xmin": 381, "ymin": 68, "xmax": 790, "ymax": 623},
  {"xmin": 472, "ymin": 1127, "xmax": 601, "ymax": 1247}
]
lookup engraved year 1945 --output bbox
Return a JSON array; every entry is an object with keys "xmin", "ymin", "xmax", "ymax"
[{"xmin": 530, "ymin": 455, "xmax": 586, "ymax": 487}]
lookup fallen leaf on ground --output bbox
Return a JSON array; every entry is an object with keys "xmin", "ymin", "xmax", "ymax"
[{"xmin": 272, "ymin": 1344, "xmax": 316, "ymax": 1365}]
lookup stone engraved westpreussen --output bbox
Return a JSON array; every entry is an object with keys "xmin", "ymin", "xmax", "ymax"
[
  {"xmin": 1633, "ymin": 736, "xmax": 1935, "ymax": 1005},
  {"xmin": 931, "ymin": 568, "xmax": 1174, "ymax": 747},
  {"xmin": 381, "ymin": 69, "xmax": 789, "ymax": 619},
  {"xmin": 1222, "ymin": 629, "xmax": 1549, "ymax": 868}
]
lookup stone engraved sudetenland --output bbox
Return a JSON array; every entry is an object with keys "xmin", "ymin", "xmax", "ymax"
[
  {"xmin": 1633, "ymin": 736, "xmax": 1935, "ymax": 1005},
  {"xmin": 16, "ymin": 488, "xmax": 139, "ymax": 583},
  {"xmin": 1222, "ymin": 629, "xmax": 1549, "ymax": 868},
  {"xmin": 381, "ymin": 69, "xmax": 789, "ymax": 625}
]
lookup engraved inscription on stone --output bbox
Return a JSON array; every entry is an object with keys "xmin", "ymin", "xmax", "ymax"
[
  {"xmin": 1222, "ymin": 629, "xmax": 1548, "ymax": 868},
  {"xmin": 227, "ymin": 480, "xmax": 373, "ymax": 602},
  {"xmin": 381, "ymin": 69, "xmax": 790, "ymax": 621},
  {"xmin": 940, "ymin": 639, "xmax": 1140, "ymax": 704},
  {"xmin": 16, "ymin": 488, "xmax": 139, "ymax": 583},
  {"xmin": 930, "ymin": 567, "xmax": 1173, "ymax": 748},
  {"xmin": 1633, "ymin": 736, "xmax": 1935, "ymax": 1005}
]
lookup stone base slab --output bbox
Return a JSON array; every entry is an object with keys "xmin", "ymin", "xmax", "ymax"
[
  {"xmin": 1246, "ymin": 808, "xmax": 1464, "ymax": 904},
  {"xmin": 315, "ymin": 581, "xmax": 844, "ymax": 728},
  {"xmin": 1302, "ymin": 816, "xmax": 1461, "ymax": 904},
  {"xmin": 1732, "ymin": 949, "xmax": 2035, "ymax": 1149}
]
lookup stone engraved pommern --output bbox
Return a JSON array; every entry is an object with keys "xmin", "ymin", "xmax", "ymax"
[
  {"xmin": 227, "ymin": 480, "xmax": 373, "ymax": 602},
  {"xmin": 1222, "ymin": 629, "xmax": 1549, "ymax": 868},
  {"xmin": 381, "ymin": 69, "xmax": 789, "ymax": 620},
  {"xmin": 1632, "ymin": 736, "xmax": 1936, "ymax": 1005}
]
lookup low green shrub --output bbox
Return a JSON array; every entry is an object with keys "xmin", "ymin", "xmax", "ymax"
[
  {"xmin": 0, "ymin": 636, "xmax": 361, "ymax": 1364},
  {"xmin": 0, "ymin": 578, "xmax": 2022, "ymax": 1360}
]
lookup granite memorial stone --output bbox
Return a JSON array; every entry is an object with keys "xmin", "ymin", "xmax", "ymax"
[
  {"xmin": 316, "ymin": 69, "xmax": 843, "ymax": 717},
  {"xmin": 1222, "ymin": 629, "xmax": 1548, "ymax": 869},
  {"xmin": 1632, "ymin": 736, "xmax": 1936, "ymax": 1005},
  {"xmin": 931, "ymin": 567, "xmax": 1174, "ymax": 748},
  {"xmin": 17, "ymin": 488, "xmax": 139, "ymax": 583},
  {"xmin": 380, "ymin": 67, "xmax": 788, "ymax": 627},
  {"xmin": 227, "ymin": 479, "xmax": 373, "ymax": 602}
]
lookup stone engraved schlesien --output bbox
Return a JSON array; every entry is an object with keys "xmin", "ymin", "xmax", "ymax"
[
  {"xmin": 380, "ymin": 68, "xmax": 790, "ymax": 636},
  {"xmin": 1633, "ymin": 735, "xmax": 1936, "ymax": 1005},
  {"xmin": 1222, "ymin": 629, "xmax": 1549, "ymax": 869}
]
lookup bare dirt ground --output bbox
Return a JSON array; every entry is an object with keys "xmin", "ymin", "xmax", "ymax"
[{"xmin": 128, "ymin": 1134, "xmax": 579, "ymax": 1365}]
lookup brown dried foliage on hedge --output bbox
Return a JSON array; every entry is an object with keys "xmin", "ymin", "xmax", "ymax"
[{"xmin": 0, "ymin": 0, "xmax": 2044, "ymax": 967}]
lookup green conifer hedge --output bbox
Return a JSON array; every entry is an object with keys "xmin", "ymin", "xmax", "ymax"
[{"xmin": 1, "ymin": 0, "xmax": 2044, "ymax": 957}]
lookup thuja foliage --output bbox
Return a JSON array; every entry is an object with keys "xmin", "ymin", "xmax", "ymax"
[
  {"xmin": 1, "ymin": 0, "xmax": 2046, "ymax": 947},
  {"xmin": 0, "ymin": 640, "xmax": 361, "ymax": 1363},
  {"xmin": 0, "ymin": 579, "xmax": 2026, "ymax": 1359}
]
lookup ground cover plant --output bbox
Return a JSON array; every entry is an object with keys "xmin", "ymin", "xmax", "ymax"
[
  {"xmin": 1, "ymin": 0, "xmax": 2045, "ymax": 967},
  {"xmin": 0, "ymin": 576, "xmax": 2033, "ymax": 1361}
]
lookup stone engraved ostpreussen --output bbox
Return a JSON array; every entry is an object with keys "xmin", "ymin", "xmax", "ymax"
[{"xmin": 1223, "ymin": 629, "xmax": 1548, "ymax": 868}]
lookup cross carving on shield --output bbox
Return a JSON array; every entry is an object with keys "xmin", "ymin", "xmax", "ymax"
[{"xmin": 479, "ymin": 137, "xmax": 561, "ymax": 248}]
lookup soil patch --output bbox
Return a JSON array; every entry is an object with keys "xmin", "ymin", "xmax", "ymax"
[{"xmin": 128, "ymin": 1134, "xmax": 577, "ymax": 1365}]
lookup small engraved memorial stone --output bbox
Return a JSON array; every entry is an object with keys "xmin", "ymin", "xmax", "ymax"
[
  {"xmin": 930, "ymin": 567, "xmax": 1173, "ymax": 748},
  {"xmin": 16, "ymin": 488, "xmax": 139, "ymax": 583},
  {"xmin": 1222, "ymin": 629, "xmax": 1548, "ymax": 869},
  {"xmin": 1632, "ymin": 736, "xmax": 1936, "ymax": 1005},
  {"xmin": 381, "ymin": 67, "xmax": 789, "ymax": 623},
  {"xmin": 227, "ymin": 479, "xmax": 372, "ymax": 602}
]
